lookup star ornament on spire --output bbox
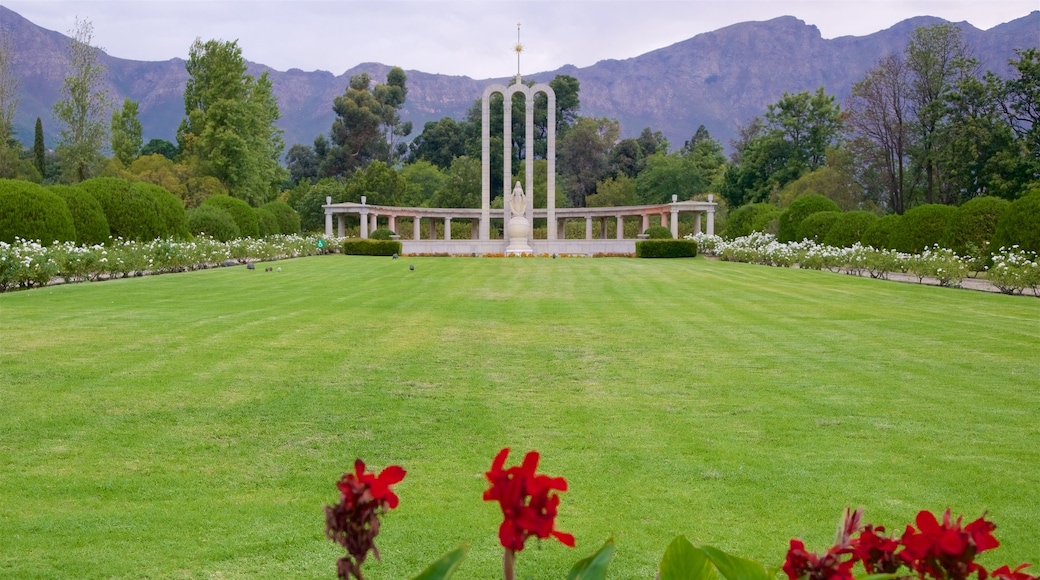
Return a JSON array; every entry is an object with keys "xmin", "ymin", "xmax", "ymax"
[{"xmin": 514, "ymin": 21, "xmax": 524, "ymax": 83}]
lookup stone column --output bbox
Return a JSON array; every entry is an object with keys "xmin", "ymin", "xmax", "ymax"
[
  {"xmin": 585, "ymin": 216, "xmax": 593, "ymax": 240},
  {"xmin": 429, "ymin": 218, "xmax": 437, "ymax": 240},
  {"xmin": 641, "ymin": 214, "xmax": 650, "ymax": 234},
  {"xmin": 324, "ymin": 196, "xmax": 333, "ymax": 236},
  {"xmin": 558, "ymin": 219, "xmax": 567, "ymax": 240},
  {"xmin": 413, "ymin": 217, "xmax": 421, "ymax": 240},
  {"xmin": 616, "ymin": 215, "xmax": 625, "ymax": 240},
  {"xmin": 670, "ymin": 196, "xmax": 679, "ymax": 238},
  {"xmin": 444, "ymin": 217, "xmax": 452, "ymax": 241},
  {"xmin": 369, "ymin": 213, "xmax": 378, "ymax": 234},
  {"xmin": 660, "ymin": 212, "xmax": 668, "ymax": 228},
  {"xmin": 546, "ymin": 87, "xmax": 557, "ymax": 241},
  {"xmin": 389, "ymin": 215, "xmax": 397, "ymax": 234},
  {"xmin": 337, "ymin": 215, "xmax": 345, "ymax": 238},
  {"xmin": 600, "ymin": 217, "xmax": 608, "ymax": 239},
  {"xmin": 707, "ymin": 208, "xmax": 715, "ymax": 236},
  {"xmin": 471, "ymin": 219, "xmax": 479, "ymax": 240},
  {"xmin": 359, "ymin": 196, "xmax": 369, "ymax": 238},
  {"xmin": 695, "ymin": 212, "xmax": 702, "ymax": 235},
  {"xmin": 502, "ymin": 89, "xmax": 512, "ymax": 245}
]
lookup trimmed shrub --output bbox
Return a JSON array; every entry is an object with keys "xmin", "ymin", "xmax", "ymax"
[
  {"xmin": 202, "ymin": 195, "xmax": 259, "ymax": 238},
  {"xmin": 824, "ymin": 211, "xmax": 878, "ymax": 248},
  {"xmin": 636, "ymin": 239, "xmax": 698, "ymax": 258},
  {"xmin": 78, "ymin": 177, "xmax": 165, "ymax": 242},
  {"xmin": 796, "ymin": 211, "xmax": 841, "ymax": 244},
  {"xmin": 643, "ymin": 225, "xmax": 673, "ymax": 239},
  {"xmin": 724, "ymin": 203, "xmax": 782, "ymax": 239},
  {"xmin": 777, "ymin": 194, "xmax": 840, "ymax": 242},
  {"xmin": 342, "ymin": 239, "xmax": 402, "ymax": 256},
  {"xmin": 255, "ymin": 207, "xmax": 280, "ymax": 238},
  {"xmin": 0, "ymin": 179, "xmax": 76, "ymax": 245},
  {"xmin": 261, "ymin": 200, "xmax": 301, "ymax": 235},
  {"xmin": 991, "ymin": 193, "xmax": 1040, "ymax": 254},
  {"xmin": 861, "ymin": 214, "xmax": 902, "ymax": 249},
  {"xmin": 132, "ymin": 182, "xmax": 191, "ymax": 241},
  {"xmin": 49, "ymin": 184, "xmax": 110, "ymax": 245},
  {"xmin": 369, "ymin": 228, "xmax": 395, "ymax": 240},
  {"xmin": 942, "ymin": 196, "xmax": 1010, "ymax": 254},
  {"xmin": 889, "ymin": 204, "xmax": 958, "ymax": 253},
  {"xmin": 186, "ymin": 205, "xmax": 241, "ymax": 242}
]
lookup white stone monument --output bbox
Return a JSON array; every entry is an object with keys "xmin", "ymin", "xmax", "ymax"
[{"xmin": 505, "ymin": 181, "xmax": 533, "ymax": 255}]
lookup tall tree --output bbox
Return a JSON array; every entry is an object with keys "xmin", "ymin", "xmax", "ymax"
[
  {"xmin": 110, "ymin": 98, "xmax": 143, "ymax": 166},
  {"xmin": 0, "ymin": 32, "xmax": 18, "ymax": 146},
  {"xmin": 33, "ymin": 117, "xmax": 46, "ymax": 177},
  {"xmin": 764, "ymin": 87, "xmax": 842, "ymax": 172},
  {"xmin": 53, "ymin": 17, "xmax": 111, "ymax": 183},
  {"xmin": 373, "ymin": 66, "xmax": 411, "ymax": 164},
  {"xmin": 557, "ymin": 117, "xmax": 619, "ymax": 207},
  {"xmin": 326, "ymin": 72, "xmax": 386, "ymax": 175},
  {"xmin": 178, "ymin": 38, "xmax": 286, "ymax": 205}
]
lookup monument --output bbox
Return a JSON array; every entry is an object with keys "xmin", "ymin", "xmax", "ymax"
[{"xmin": 505, "ymin": 181, "xmax": 533, "ymax": 255}]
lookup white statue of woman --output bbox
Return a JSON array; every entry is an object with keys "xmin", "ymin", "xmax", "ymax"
[{"xmin": 509, "ymin": 181, "xmax": 527, "ymax": 216}]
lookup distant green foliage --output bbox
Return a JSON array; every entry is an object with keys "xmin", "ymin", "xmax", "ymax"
[
  {"xmin": 942, "ymin": 196, "xmax": 1010, "ymax": 254},
  {"xmin": 777, "ymin": 194, "xmax": 840, "ymax": 242},
  {"xmin": 0, "ymin": 179, "xmax": 76, "ymax": 245},
  {"xmin": 369, "ymin": 228, "xmax": 395, "ymax": 240},
  {"xmin": 342, "ymin": 239, "xmax": 402, "ymax": 256},
  {"xmin": 254, "ymin": 207, "xmax": 280, "ymax": 237},
  {"xmin": 186, "ymin": 205, "xmax": 240, "ymax": 242},
  {"xmin": 796, "ymin": 210, "xmax": 841, "ymax": 243},
  {"xmin": 643, "ymin": 225, "xmax": 673, "ymax": 239},
  {"xmin": 49, "ymin": 184, "xmax": 110, "ymax": 245},
  {"xmin": 889, "ymin": 204, "xmax": 958, "ymax": 253},
  {"xmin": 861, "ymin": 214, "xmax": 902, "ymax": 249},
  {"xmin": 202, "ymin": 195, "xmax": 259, "ymax": 238},
  {"xmin": 991, "ymin": 192, "xmax": 1040, "ymax": 253},
  {"xmin": 260, "ymin": 200, "xmax": 300, "ymax": 235},
  {"xmin": 78, "ymin": 177, "xmax": 166, "ymax": 241},
  {"xmin": 724, "ymin": 203, "xmax": 782, "ymax": 239},
  {"xmin": 132, "ymin": 182, "xmax": 190, "ymax": 241},
  {"xmin": 824, "ymin": 211, "xmax": 877, "ymax": 248},
  {"xmin": 636, "ymin": 239, "xmax": 698, "ymax": 258}
]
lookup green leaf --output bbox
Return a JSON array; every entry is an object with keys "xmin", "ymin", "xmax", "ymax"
[
  {"xmin": 700, "ymin": 545, "xmax": 771, "ymax": 580},
  {"xmin": 567, "ymin": 537, "xmax": 616, "ymax": 580},
  {"xmin": 659, "ymin": 535, "xmax": 719, "ymax": 580},
  {"xmin": 855, "ymin": 574, "xmax": 900, "ymax": 580},
  {"xmin": 410, "ymin": 544, "xmax": 469, "ymax": 580}
]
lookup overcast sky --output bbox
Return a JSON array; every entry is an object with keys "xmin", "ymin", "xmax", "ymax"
[{"xmin": 3, "ymin": 1, "xmax": 1037, "ymax": 79}]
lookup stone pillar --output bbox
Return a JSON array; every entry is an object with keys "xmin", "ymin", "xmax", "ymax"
[
  {"xmin": 616, "ymin": 215, "xmax": 625, "ymax": 240},
  {"xmin": 558, "ymin": 219, "xmax": 567, "ymax": 240},
  {"xmin": 585, "ymin": 216, "xmax": 593, "ymax": 240},
  {"xmin": 389, "ymin": 215, "xmax": 397, "ymax": 234},
  {"xmin": 429, "ymin": 218, "xmax": 437, "ymax": 240},
  {"xmin": 695, "ymin": 212, "xmax": 702, "ymax": 235},
  {"xmin": 600, "ymin": 217, "xmax": 607, "ymax": 240},
  {"xmin": 324, "ymin": 196, "xmax": 333, "ymax": 236},
  {"xmin": 444, "ymin": 217, "xmax": 452, "ymax": 241},
  {"xmin": 413, "ymin": 217, "xmax": 421, "ymax": 240},
  {"xmin": 641, "ymin": 214, "xmax": 650, "ymax": 234},
  {"xmin": 471, "ymin": 219, "xmax": 479, "ymax": 240},
  {"xmin": 660, "ymin": 212, "xmax": 668, "ymax": 227},
  {"xmin": 503, "ymin": 89, "xmax": 512, "ymax": 245},
  {"xmin": 670, "ymin": 196, "xmax": 679, "ymax": 238},
  {"xmin": 707, "ymin": 194, "xmax": 716, "ymax": 236},
  {"xmin": 337, "ymin": 215, "xmax": 345, "ymax": 238},
  {"xmin": 369, "ymin": 213, "xmax": 378, "ymax": 233}
]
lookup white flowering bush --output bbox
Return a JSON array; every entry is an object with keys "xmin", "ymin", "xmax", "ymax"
[{"xmin": 986, "ymin": 246, "xmax": 1040, "ymax": 295}]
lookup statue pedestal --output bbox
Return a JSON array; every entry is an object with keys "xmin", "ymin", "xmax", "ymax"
[{"xmin": 505, "ymin": 216, "xmax": 533, "ymax": 255}]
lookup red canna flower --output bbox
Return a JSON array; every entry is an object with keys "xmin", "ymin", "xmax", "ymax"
[
  {"xmin": 899, "ymin": 509, "xmax": 999, "ymax": 580},
  {"xmin": 783, "ymin": 508, "xmax": 864, "ymax": 580},
  {"xmin": 325, "ymin": 459, "xmax": 406, "ymax": 580},
  {"xmin": 850, "ymin": 524, "xmax": 903, "ymax": 574},
  {"xmin": 991, "ymin": 564, "xmax": 1038, "ymax": 580},
  {"xmin": 483, "ymin": 448, "xmax": 575, "ymax": 551}
]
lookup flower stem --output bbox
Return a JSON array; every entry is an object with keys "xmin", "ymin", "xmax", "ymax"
[{"xmin": 503, "ymin": 548, "xmax": 515, "ymax": 580}]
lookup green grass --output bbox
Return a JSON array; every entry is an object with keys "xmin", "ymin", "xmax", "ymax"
[{"xmin": 1, "ymin": 256, "xmax": 1038, "ymax": 579}]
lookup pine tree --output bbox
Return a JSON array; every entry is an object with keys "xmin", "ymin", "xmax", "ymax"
[{"xmin": 33, "ymin": 117, "xmax": 46, "ymax": 177}]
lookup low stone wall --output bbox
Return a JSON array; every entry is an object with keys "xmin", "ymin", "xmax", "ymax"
[{"xmin": 400, "ymin": 239, "xmax": 637, "ymax": 256}]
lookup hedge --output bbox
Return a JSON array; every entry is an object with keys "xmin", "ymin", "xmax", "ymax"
[
  {"xmin": 861, "ymin": 214, "xmax": 902, "ymax": 249},
  {"xmin": 725, "ymin": 203, "xmax": 782, "ymax": 239},
  {"xmin": 187, "ymin": 205, "xmax": 241, "ymax": 242},
  {"xmin": 824, "ymin": 211, "xmax": 877, "ymax": 248},
  {"xmin": 796, "ymin": 211, "xmax": 841, "ymax": 244},
  {"xmin": 941, "ymin": 196, "xmax": 1009, "ymax": 254},
  {"xmin": 643, "ymin": 225, "xmax": 673, "ymax": 239},
  {"xmin": 0, "ymin": 179, "xmax": 76, "ymax": 245},
  {"xmin": 131, "ymin": 182, "xmax": 191, "ymax": 241},
  {"xmin": 77, "ymin": 177, "xmax": 166, "ymax": 242},
  {"xmin": 889, "ymin": 204, "xmax": 958, "ymax": 253},
  {"xmin": 202, "ymin": 195, "xmax": 260, "ymax": 238},
  {"xmin": 255, "ymin": 207, "xmax": 280, "ymax": 238},
  {"xmin": 635, "ymin": 239, "xmax": 698, "ymax": 258},
  {"xmin": 49, "ymin": 184, "xmax": 110, "ymax": 246},
  {"xmin": 777, "ymin": 194, "xmax": 840, "ymax": 242},
  {"xmin": 991, "ymin": 192, "xmax": 1040, "ymax": 254},
  {"xmin": 342, "ymin": 239, "xmax": 402, "ymax": 256},
  {"xmin": 261, "ymin": 200, "xmax": 301, "ymax": 235},
  {"xmin": 369, "ymin": 228, "xmax": 395, "ymax": 240}
]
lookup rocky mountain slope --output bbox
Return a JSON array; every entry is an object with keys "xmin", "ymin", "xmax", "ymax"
[{"xmin": 3, "ymin": 5, "xmax": 1037, "ymax": 153}]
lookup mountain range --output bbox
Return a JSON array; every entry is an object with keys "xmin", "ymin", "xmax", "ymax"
[{"xmin": 2, "ymin": 5, "xmax": 1038, "ymax": 154}]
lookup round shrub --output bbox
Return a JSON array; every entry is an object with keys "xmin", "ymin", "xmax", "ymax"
[
  {"xmin": 942, "ymin": 196, "xmax": 1009, "ymax": 254},
  {"xmin": 255, "ymin": 207, "xmax": 280, "ymax": 238},
  {"xmin": 777, "ymin": 194, "xmax": 840, "ymax": 242},
  {"xmin": 824, "ymin": 211, "xmax": 878, "ymax": 248},
  {"xmin": 643, "ymin": 225, "xmax": 673, "ymax": 239},
  {"xmin": 0, "ymin": 179, "xmax": 76, "ymax": 245},
  {"xmin": 187, "ymin": 204, "xmax": 241, "ymax": 242},
  {"xmin": 261, "ymin": 200, "xmax": 301, "ymax": 235},
  {"xmin": 889, "ymin": 204, "xmax": 958, "ymax": 253},
  {"xmin": 132, "ymin": 182, "xmax": 191, "ymax": 241},
  {"xmin": 369, "ymin": 228, "xmax": 394, "ymax": 240},
  {"xmin": 77, "ymin": 177, "xmax": 165, "ymax": 241},
  {"xmin": 861, "ymin": 214, "xmax": 902, "ymax": 249},
  {"xmin": 991, "ymin": 193, "xmax": 1040, "ymax": 254},
  {"xmin": 49, "ymin": 184, "xmax": 110, "ymax": 245},
  {"xmin": 202, "ymin": 195, "xmax": 259, "ymax": 238},
  {"xmin": 724, "ymin": 203, "xmax": 782, "ymax": 239},
  {"xmin": 796, "ymin": 211, "xmax": 841, "ymax": 244}
]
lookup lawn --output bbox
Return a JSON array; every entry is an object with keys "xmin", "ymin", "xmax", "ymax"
[{"xmin": 1, "ymin": 256, "xmax": 1037, "ymax": 579}]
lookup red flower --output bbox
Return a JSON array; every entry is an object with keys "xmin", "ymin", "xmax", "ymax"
[
  {"xmin": 850, "ymin": 524, "xmax": 902, "ymax": 574},
  {"xmin": 326, "ymin": 459, "xmax": 406, "ymax": 580},
  {"xmin": 783, "ymin": 539, "xmax": 857, "ymax": 580},
  {"xmin": 483, "ymin": 448, "xmax": 576, "ymax": 551},
  {"xmin": 899, "ymin": 509, "xmax": 999, "ymax": 580},
  {"xmin": 992, "ymin": 564, "xmax": 1038, "ymax": 580}
]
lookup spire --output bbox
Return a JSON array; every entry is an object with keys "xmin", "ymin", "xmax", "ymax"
[{"xmin": 514, "ymin": 22, "xmax": 523, "ymax": 85}]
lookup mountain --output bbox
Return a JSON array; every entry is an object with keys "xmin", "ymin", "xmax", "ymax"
[{"xmin": 3, "ymin": 5, "xmax": 1038, "ymax": 153}]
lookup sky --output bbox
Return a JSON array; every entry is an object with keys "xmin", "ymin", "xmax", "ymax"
[{"xmin": 3, "ymin": 1, "xmax": 1037, "ymax": 79}]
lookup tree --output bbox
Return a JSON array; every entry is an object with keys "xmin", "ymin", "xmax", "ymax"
[
  {"xmin": 53, "ymin": 17, "xmax": 111, "ymax": 183},
  {"xmin": 432, "ymin": 156, "xmax": 481, "ymax": 208},
  {"xmin": 141, "ymin": 138, "xmax": 179, "ymax": 160},
  {"xmin": 557, "ymin": 117, "xmax": 619, "ymax": 207},
  {"xmin": 178, "ymin": 38, "xmax": 287, "ymax": 205},
  {"xmin": 373, "ymin": 66, "xmax": 412, "ymax": 164},
  {"xmin": 408, "ymin": 117, "xmax": 467, "ymax": 169},
  {"xmin": 110, "ymin": 98, "xmax": 143, "ymax": 166},
  {"xmin": 765, "ymin": 87, "xmax": 842, "ymax": 172},
  {"xmin": 285, "ymin": 143, "xmax": 319, "ymax": 185},
  {"xmin": 0, "ymin": 31, "xmax": 18, "ymax": 146},
  {"xmin": 586, "ymin": 175, "xmax": 638, "ymax": 207},
  {"xmin": 33, "ymin": 118, "xmax": 46, "ymax": 177},
  {"xmin": 326, "ymin": 72, "xmax": 385, "ymax": 175},
  {"xmin": 399, "ymin": 160, "xmax": 447, "ymax": 206},
  {"xmin": 905, "ymin": 23, "xmax": 975, "ymax": 204}
]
